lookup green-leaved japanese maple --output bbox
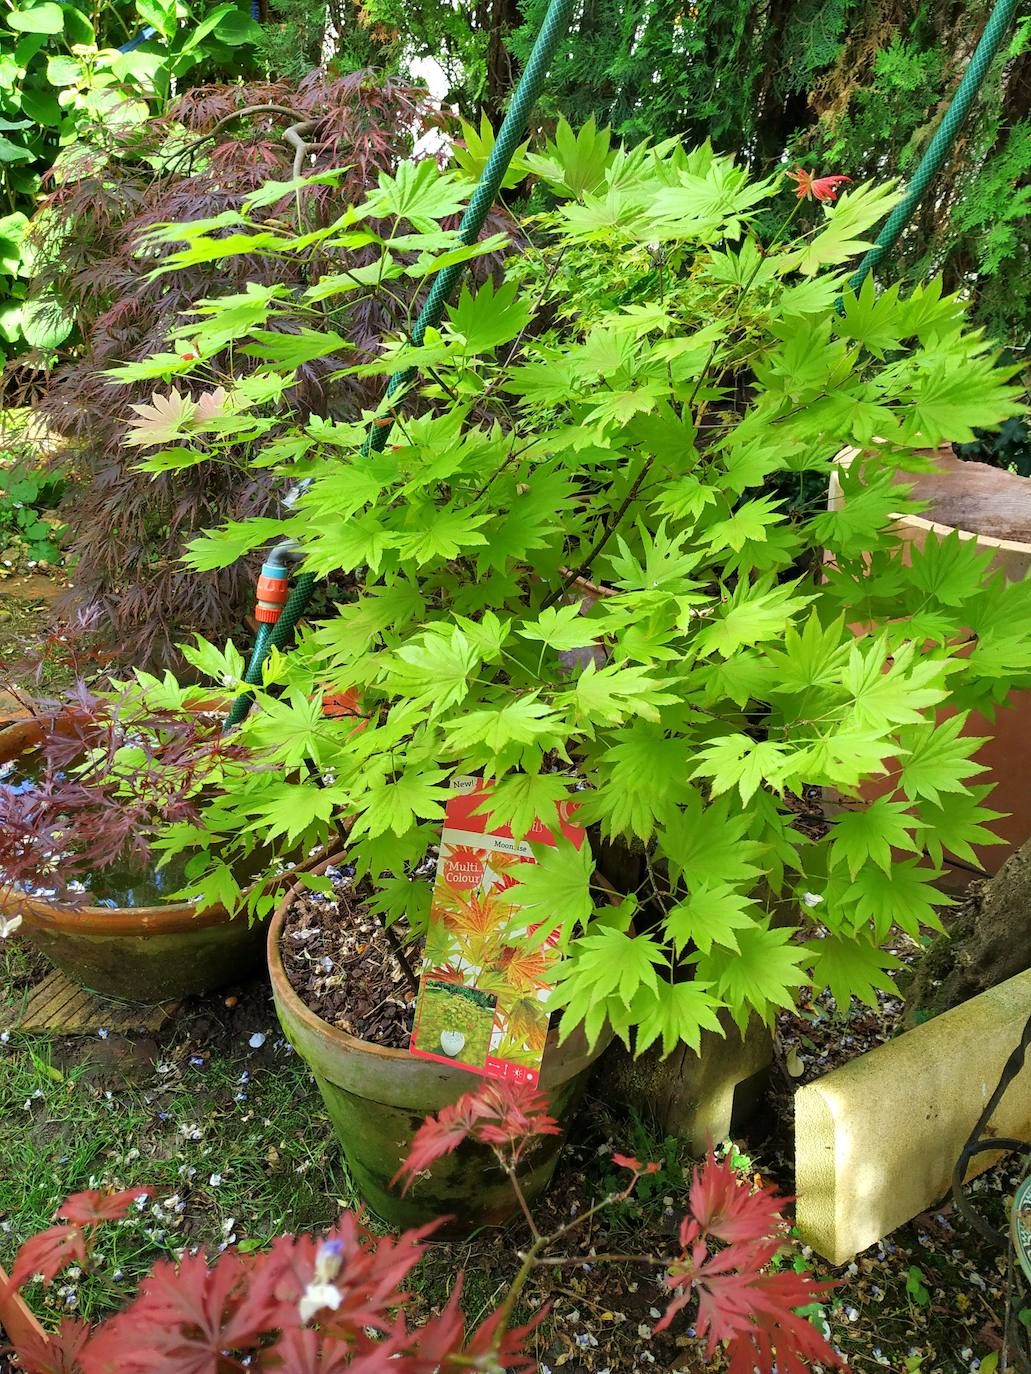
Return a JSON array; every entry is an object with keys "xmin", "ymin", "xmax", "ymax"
[{"xmin": 114, "ymin": 129, "xmax": 1029, "ymax": 1058}]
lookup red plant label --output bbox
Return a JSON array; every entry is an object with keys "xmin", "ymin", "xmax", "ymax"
[{"xmin": 408, "ymin": 776, "xmax": 586, "ymax": 1088}]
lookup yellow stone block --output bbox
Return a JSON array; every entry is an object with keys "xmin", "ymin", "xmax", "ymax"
[{"xmin": 795, "ymin": 969, "xmax": 1031, "ymax": 1263}]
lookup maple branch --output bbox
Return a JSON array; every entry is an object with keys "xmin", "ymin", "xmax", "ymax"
[
  {"xmin": 531, "ymin": 1250, "xmax": 665, "ymax": 1266},
  {"xmin": 500, "ymin": 1157, "xmax": 542, "ymax": 1242}
]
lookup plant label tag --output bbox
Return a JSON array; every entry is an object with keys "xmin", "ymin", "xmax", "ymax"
[{"xmin": 408, "ymin": 775, "xmax": 586, "ymax": 1086}]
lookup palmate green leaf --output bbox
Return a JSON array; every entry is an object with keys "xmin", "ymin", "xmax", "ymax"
[
  {"xmin": 548, "ymin": 926, "xmax": 667, "ymax": 1051},
  {"xmin": 517, "ymin": 603, "xmax": 597, "ymax": 652},
  {"xmin": 183, "ymin": 518, "xmax": 299, "ymax": 572},
  {"xmin": 350, "ymin": 768, "xmax": 452, "ymax": 840},
  {"xmin": 405, "ymin": 233, "xmax": 511, "ymax": 280},
  {"xmin": 703, "ymin": 495, "xmax": 784, "ymax": 553},
  {"xmin": 442, "ymin": 693, "xmax": 562, "ymax": 757},
  {"xmin": 660, "ymin": 789, "xmax": 762, "ymax": 891},
  {"xmin": 763, "ymin": 611, "xmax": 850, "ymax": 696},
  {"xmin": 580, "ymin": 723, "xmax": 691, "ymax": 841},
  {"xmin": 392, "ymin": 506, "xmax": 490, "ymax": 565},
  {"xmin": 692, "ymin": 924, "xmax": 808, "ymax": 1031},
  {"xmin": 472, "ymin": 772, "xmax": 574, "ymax": 841},
  {"xmin": 915, "ymin": 785, "xmax": 1006, "ymax": 868},
  {"xmin": 363, "ymin": 159, "xmax": 467, "ymax": 226},
  {"xmin": 523, "ymin": 115, "xmax": 611, "ymax": 200},
  {"xmin": 691, "ymin": 734, "xmax": 794, "ymax": 804},
  {"xmin": 245, "ymin": 685, "xmax": 337, "ymax": 762},
  {"xmin": 502, "ymin": 354, "xmax": 582, "ymax": 404},
  {"xmin": 477, "ymin": 471, "xmax": 573, "ymax": 571},
  {"xmin": 179, "ymin": 636, "xmax": 246, "ymax": 686},
  {"xmin": 241, "ymin": 328, "xmax": 349, "ymax": 367},
  {"xmin": 833, "ymin": 277, "xmax": 905, "ymax": 357},
  {"xmin": 794, "ymin": 179, "xmax": 904, "ymax": 275},
  {"xmin": 694, "ymin": 578, "xmax": 815, "ymax": 657},
  {"xmin": 239, "ymin": 780, "xmax": 343, "ymax": 845},
  {"xmin": 628, "ymin": 979, "xmax": 725, "ymax": 1058},
  {"xmin": 806, "ymin": 933, "xmax": 903, "ymax": 1011},
  {"xmin": 830, "ymin": 797, "xmax": 919, "ymax": 877},
  {"xmin": 897, "ymin": 714, "xmax": 987, "ymax": 805},
  {"xmin": 446, "ymin": 277, "xmax": 532, "ymax": 354},
  {"xmin": 664, "ymin": 883, "xmax": 756, "ymax": 954},
  {"xmin": 845, "ymin": 858, "xmax": 949, "ymax": 940},
  {"xmin": 907, "ymin": 363, "xmax": 1028, "ymax": 447},
  {"xmin": 606, "ymin": 520, "xmax": 703, "ymax": 592},
  {"xmin": 384, "ymin": 626, "xmax": 481, "ymax": 712},
  {"xmin": 844, "ymin": 640, "xmax": 949, "ymax": 729},
  {"xmin": 567, "ymin": 660, "xmax": 676, "ymax": 728},
  {"xmin": 302, "ymin": 512, "xmax": 396, "ymax": 576},
  {"xmin": 450, "ymin": 113, "xmax": 529, "ymax": 190},
  {"xmin": 313, "ymin": 582, "xmax": 425, "ymax": 661},
  {"xmin": 105, "ymin": 352, "xmax": 206, "ymax": 384},
  {"xmin": 505, "ymin": 837, "xmax": 594, "ymax": 942},
  {"xmin": 906, "ymin": 530, "xmax": 995, "ymax": 608},
  {"xmin": 150, "ymin": 232, "xmax": 288, "ymax": 275}
]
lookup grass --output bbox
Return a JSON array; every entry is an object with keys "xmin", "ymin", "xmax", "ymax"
[{"xmin": 0, "ymin": 944, "xmax": 346, "ymax": 1323}]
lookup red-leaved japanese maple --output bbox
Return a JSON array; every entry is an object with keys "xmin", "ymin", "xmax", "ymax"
[
  {"xmin": 0, "ymin": 684, "xmax": 261, "ymax": 901},
  {"xmin": 2, "ymin": 1082, "xmax": 839, "ymax": 1374},
  {"xmin": 19, "ymin": 70, "xmax": 508, "ymax": 673}
]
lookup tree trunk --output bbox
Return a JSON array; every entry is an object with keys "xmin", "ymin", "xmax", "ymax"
[{"xmin": 905, "ymin": 838, "xmax": 1031, "ymax": 1024}]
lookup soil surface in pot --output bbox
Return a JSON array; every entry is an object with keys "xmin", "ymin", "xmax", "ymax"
[
  {"xmin": 280, "ymin": 871, "xmax": 424, "ymax": 1048},
  {"xmin": 893, "ymin": 452, "xmax": 1031, "ymax": 543}
]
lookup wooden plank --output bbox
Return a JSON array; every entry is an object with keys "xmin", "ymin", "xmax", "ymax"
[
  {"xmin": 15, "ymin": 971, "xmax": 179, "ymax": 1034},
  {"xmin": 20, "ymin": 972, "xmax": 85, "ymax": 1026}
]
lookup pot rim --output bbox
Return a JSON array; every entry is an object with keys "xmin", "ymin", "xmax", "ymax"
[{"xmin": 0, "ymin": 1261, "xmax": 48, "ymax": 1350}]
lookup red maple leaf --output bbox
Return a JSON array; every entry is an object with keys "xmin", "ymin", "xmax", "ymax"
[
  {"xmin": 57, "ymin": 1189, "xmax": 150, "ymax": 1225},
  {"xmin": 458, "ymin": 1304, "xmax": 544, "ymax": 1374},
  {"xmin": 12, "ymin": 1317, "xmax": 92, "ymax": 1374},
  {"xmin": 786, "ymin": 167, "xmax": 852, "ymax": 203},
  {"xmin": 655, "ymin": 1153, "xmax": 841, "ymax": 1372},
  {"xmin": 7, "ymin": 1224, "xmax": 87, "ymax": 1291},
  {"xmin": 86, "ymin": 1250, "xmax": 248, "ymax": 1374},
  {"xmin": 394, "ymin": 1082, "xmax": 559, "ymax": 1193},
  {"xmin": 685, "ymin": 1150, "xmax": 785, "ymax": 1244},
  {"xmin": 612, "ymin": 1153, "xmax": 661, "ymax": 1176}
]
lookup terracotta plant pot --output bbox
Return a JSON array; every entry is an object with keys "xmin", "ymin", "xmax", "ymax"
[
  {"xmin": 829, "ymin": 446, "xmax": 1031, "ymax": 875},
  {"xmin": 0, "ymin": 714, "xmax": 281, "ymax": 1003},
  {"xmin": 267, "ymin": 854, "xmax": 610, "ymax": 1233}
]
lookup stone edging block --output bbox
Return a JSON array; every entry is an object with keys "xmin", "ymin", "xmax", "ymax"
[{"xmin": 795, "ymin": 969, "xmax": 1031, "ymax": 1264}]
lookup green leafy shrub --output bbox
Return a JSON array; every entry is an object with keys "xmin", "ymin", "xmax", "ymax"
[
  {"xmin": 0, "ymin": 0, "xmax": 261, "ymax": 356},
  {"xmin": 116, "ymin": 132, "xmax": 1028, "ymax": 1058},
  {"xmin": 0, "ymin": 432, "xmax": 65, "ymax": 568}
]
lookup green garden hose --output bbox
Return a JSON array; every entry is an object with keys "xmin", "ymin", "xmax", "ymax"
[
  {"xmin": 225, "ymin": 0, "xmax": 576, "ymax": 728},
  {"xmin": 847, "ymin": 0, "xmax": 1021, "ymax": 294}
]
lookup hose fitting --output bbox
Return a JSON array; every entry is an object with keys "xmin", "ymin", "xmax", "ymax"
[{"xmin": 255, "ymin": 541, "xmax": 301, "ymax": 626}]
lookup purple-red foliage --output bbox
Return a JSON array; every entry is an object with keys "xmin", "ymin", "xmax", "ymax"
[
  {"xmin": 0, "ymin": 687, "xmax": 258, "ymax": 898},
  {"xmin": 26, "ymin": 71, "xmax": 507, "ymax": 672},
  {"xmin": 2, "ymin": 1087, "xmax": 840, "ymax": 1374}
]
